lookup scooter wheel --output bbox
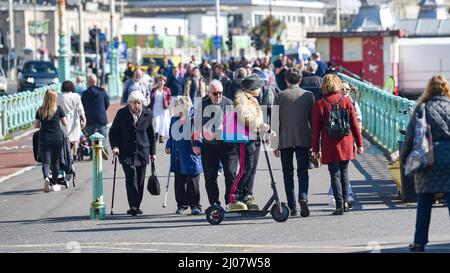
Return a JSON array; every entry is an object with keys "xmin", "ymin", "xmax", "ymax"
[
  {"xmin": 270, "ymin": 203, "xmax": 290, "ymax": 222},
  {"xmin": 205, "ymin": 205, "xmax": 225, "ymax": 225}
]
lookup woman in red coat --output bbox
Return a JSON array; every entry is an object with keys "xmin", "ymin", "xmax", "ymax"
[{"xmin": 312, "ymin": 74, "xmax": 364, "ymax": 215}]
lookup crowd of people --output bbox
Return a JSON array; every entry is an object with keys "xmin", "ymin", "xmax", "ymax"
[
  {"xmin": 111, "ymin": 53, "xmax": 364, "ymax": 217},
  {"xmin": 34, "ymin": 52, "xmax": 450, "ymax": 252}
]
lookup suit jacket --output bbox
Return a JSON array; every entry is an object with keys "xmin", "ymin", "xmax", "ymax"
[
  {"xmin": 275, "ymin": 85, "xmax": 315, "ymax": 149},
  {"xmin": 109, "ymin": 106, "xmax": 156, "ymax": 166}
]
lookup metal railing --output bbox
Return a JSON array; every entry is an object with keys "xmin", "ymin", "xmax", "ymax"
[
  {"xmin": 338, "ymin": 73, "xmax": 416, "ymax": 153},
  {"xmin": 0, "ymin": 84, "xmax": 61, "ymax": 139}
]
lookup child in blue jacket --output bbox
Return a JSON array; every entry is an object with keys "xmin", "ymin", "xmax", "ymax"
[{"xmin": 165, "ymin": 97, "xmax": 203, "ymax": 215}]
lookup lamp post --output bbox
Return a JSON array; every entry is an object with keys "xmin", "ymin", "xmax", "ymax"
[
  {"xmin": 78, "ymin": 1, "xmax": 85, "ymax": 73},
  {"xmin": 215, "ymin": 0, "xmax": 221, "ymax": 63},
  {"xmin": 57, "ymin": 0, "xmax": 70, "ymax": 82},
  {"xmin": 8, "ymin": 0, "xmax": 16, "ymax": 80},
  {"xmin": 108, "ymin": 0, "xmax": 121, "ymax": 98}
]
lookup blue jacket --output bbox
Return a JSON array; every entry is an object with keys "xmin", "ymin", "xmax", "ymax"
[
  {"xmin": 81, "ymin": 86, "xmax": 110, "ymax": 126},
  {"xmin": 316, "ymin": 60, "xmax": 328, "ymax": 78},
  {"xmin": 166, "ymin": 114, "xmax": 203, "ymax": 176},
  {"xmin": 168, "ymin": 76, "xmax": 185, "ymax": 97}
]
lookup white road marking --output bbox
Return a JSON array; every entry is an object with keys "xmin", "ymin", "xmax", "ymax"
[{"xmin": 0, "ymin": 166, "xmax": 37, "ymax": 184}]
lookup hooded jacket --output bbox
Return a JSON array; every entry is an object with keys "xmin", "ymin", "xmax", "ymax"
[{"xmin": 81, "ymin": 85, "xmax": 110, "ymax": 126}]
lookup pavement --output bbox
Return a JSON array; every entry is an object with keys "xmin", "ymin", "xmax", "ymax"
[
  {"xmin": 0, "ymin": 100, "xmax": 122, "ymax": 180},
  {"xmin": 0, "ymin": 104, "xmax": 449, "ymax": 253}
]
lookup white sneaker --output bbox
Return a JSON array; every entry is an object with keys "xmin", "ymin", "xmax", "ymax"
[
  {"xmin": 328, "ymin": 195, "xmax": 336, "ymax": 208},
  {"xmin": 44, "ymin": 178, "xmax": 51, "ymax": 193},
  {"xmin": 52, "ymin": 184, "xmax": 61, "ymax": 192}
]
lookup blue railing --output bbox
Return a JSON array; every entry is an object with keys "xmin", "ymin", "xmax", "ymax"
[
  {"xmin": 338, "ymin": 73, "xmax": 416, "ymax": 153},
  {"xmin": 0, "ymin": 84, "xmax": 61, "ymax": 139}
]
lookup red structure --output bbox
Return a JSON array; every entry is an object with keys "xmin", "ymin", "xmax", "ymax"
[{"xmin": 307, "ymin": 30, "xmax": 406, "ymax": 89}]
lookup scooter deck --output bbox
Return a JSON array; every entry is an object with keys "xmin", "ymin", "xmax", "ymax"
[{"xmin": 223, "ymin": 210, "xmax": 270, "ymax": 218}]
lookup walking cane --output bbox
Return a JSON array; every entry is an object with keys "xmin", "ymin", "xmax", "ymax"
[
  {"xmin": 110, "ymin": 156, "xmax": 117, "ymax": 215},
  {"xmin": 162, "ymin": 168, "xmax": 171, "ymax": 208}
]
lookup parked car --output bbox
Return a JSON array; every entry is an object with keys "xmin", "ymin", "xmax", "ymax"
[
  {"xmin": 18, "ymin": 61, "xmax": 59, "ymax": 92},
  {"xmin": 0, "ymin": 67, "xmax": 6, "ymax": 94}
]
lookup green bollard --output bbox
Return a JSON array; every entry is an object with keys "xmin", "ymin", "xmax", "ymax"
[{"xmin": 90, "ymin": 132, "xmax": 106, "ymax": 220}]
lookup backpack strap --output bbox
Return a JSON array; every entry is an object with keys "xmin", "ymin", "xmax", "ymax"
[{"xmin": 324, "ymin": 95, "xmax": 344, "ymax": 108}]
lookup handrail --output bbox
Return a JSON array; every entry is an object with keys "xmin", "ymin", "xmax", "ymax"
[
  {"xmin": 337, "ymin": 72, "xmax": 416, "ymax": 153},
  {"xmin": 0, "ymin": 84, "xmax": 61, "ymax": 140}
]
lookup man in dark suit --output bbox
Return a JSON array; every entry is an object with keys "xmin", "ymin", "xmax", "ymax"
[{"xmin": 109, "ymin": 91, "xmax": 156, "ymax": 216}]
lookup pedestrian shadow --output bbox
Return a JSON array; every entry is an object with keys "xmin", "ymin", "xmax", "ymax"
[{"xmin": 0, "ymin": 189, "xmax": 43, "ymax": 196}]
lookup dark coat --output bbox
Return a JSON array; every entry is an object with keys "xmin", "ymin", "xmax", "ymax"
[
  {"xmin": 312, "ymin": 92, "xmax": 363, "ymax": 164},
  {"xmin": 300, "ymin": 72, "xmax": 323, "ymax": 101},
  {"xmin": 166, "ymin": 114, "xmax": 203, "ymax": 176},
  {"xmin": 150, "ymin": 86, "xmax": 172, "ymax": 110},
  {"xmin": 401, "ymin": 96, "xmax": 450, "ymax": 193},
  {"xmin": 315, "ymin": 60, "xmax": 328, "ymax": 78},
  {"xmin": 109, "ymin": 106, "xmax": 156, "ymax": 166},
  {"xmin": 168, "ymin": 76, "xmax": 185, "ymax": 97},
  {"xmin": 81, "ymin": 86, "xmax": 110, "ymax": 126}
]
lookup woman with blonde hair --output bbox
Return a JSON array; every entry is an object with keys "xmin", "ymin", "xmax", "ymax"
[
  {"xmin": 35, "ymin": 89, "xmax": 68, "ymax": 192},
  {"xmin": 401, "ymin": 75, "xmax": 450, "ymax": 252},
  {"xmin": 311, "ymin": 74, "xmax": 363, "ymax": 215}
]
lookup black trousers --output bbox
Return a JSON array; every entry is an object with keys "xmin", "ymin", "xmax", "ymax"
[
  {"xmin": 40, "ymin": 140, "xmax": 63, "ymax": 185},
  {"xmin": 122, "ymin": 164, "xmax": 147, "ymax": 209},
  {"xmin": 174, "ymin": 173, "xmax": 201, "ymax": 210},
  {"xmin": 202, "ymin": 142, "xmax": 238, "ymax": 205},
  {"xmin": 328, "ymin": 160, "xmax": 350, "ymax": 209},
  {"xmin": 235, "ymin": 141, "xmax": 260, "ymax": 200}
]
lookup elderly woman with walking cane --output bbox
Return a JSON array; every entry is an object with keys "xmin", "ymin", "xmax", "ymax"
[{"xmin": 109, "ymin": 91, "xmax": 156, "ymax": 216}]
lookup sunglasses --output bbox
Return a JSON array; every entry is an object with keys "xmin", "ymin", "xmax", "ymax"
[{"xmin": 211, "ymin": 92, "xmax": 223, "ymax": 96}]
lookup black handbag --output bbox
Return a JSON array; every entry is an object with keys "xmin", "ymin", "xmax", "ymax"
[{"xmin": 147, "ymin": 161, "xmax": 161, "ymax": 195}]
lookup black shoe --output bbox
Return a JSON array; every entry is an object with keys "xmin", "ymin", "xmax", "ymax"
[
  {"xmin": 299, "ymin": 200, "xmax": 310, "ymax": 217},
  {"xmin": 127, "ymin": 208, "xmax": 138, "ymax": 216},
  {"xmin": 290, "ymin": 209, "xmax": 297, "ymax": 217},
  {"xmin": 409, "ymin": 244, "xmax": 425, "ymax": 252},
  {"xmin": 332, "ymin": 208, "xmax": 344, "ymax": 215},
  {"xmin": 137, "ymin": 209, "xmax": 143, "ymax": 215}
]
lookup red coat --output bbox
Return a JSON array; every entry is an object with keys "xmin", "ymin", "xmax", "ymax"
[
  {"xmin": 150, "ymin": 87, "xmax": 172, "ymax": 110},
  {"xmin": 312, "ymin": 92, "xmax": 363, "ymax": 164}
]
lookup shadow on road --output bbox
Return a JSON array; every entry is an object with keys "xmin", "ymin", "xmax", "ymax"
[{"xmin": 0, "ymin": 189, "xmax": 43, "ymax": 196}]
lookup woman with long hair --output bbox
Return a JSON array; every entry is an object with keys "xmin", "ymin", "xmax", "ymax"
[
  {"xmin": 401, "ymin": 75, "xmax": 450, "ymax": 252},
  {"xmin": 35, "ymin": 89, "xmax": 68, "ymax": 192}
]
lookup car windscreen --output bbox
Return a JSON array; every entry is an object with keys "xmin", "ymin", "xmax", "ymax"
[{"xmin": 23, "ymin": 62, "xmax": 57, "ymax": 74}]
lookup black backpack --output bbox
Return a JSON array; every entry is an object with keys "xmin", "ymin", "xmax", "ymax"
[{"xmin": 324, "ymin": 96, "xmax": 350, "ymax": 138}]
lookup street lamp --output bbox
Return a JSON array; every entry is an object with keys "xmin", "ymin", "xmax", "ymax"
[{"xmin": 57, "ymin": 0, "xmax": 70, "ymax": 82}]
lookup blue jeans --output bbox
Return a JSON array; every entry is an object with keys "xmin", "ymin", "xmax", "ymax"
[
  {"xmin": 85, "ymin": 125, "xmax": 107, "ymax": 141},
  {"xmin": 280, "ymin": 146, "xmax": 309, "ymax": 210},
  {"xmin": 328, "ymin": 184, "xmax": 354, "ymax": 202},
  {"xmin": 414, "ymin": 193, "xmax": 450, "ymax": 246}
]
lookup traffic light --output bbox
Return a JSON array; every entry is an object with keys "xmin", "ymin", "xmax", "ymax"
[
  {"xmin": 71, "ymin": 33, "xmax": 79, "ymax": 53},
  {"xmin": 251, "ymin": 32, "xmax": 262, "ymax": 51},
  {"xmin": 88, "ymin": 27, "xmax": 99, "ymax": 52},
  {"xmin": 226, "ymin": 31, "xmax": 233, "ymax": 51}
]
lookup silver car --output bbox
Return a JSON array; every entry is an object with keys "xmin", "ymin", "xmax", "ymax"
[{"xmin": 0, "ymin": 67, "xmax": 6, "ymax": 94}]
